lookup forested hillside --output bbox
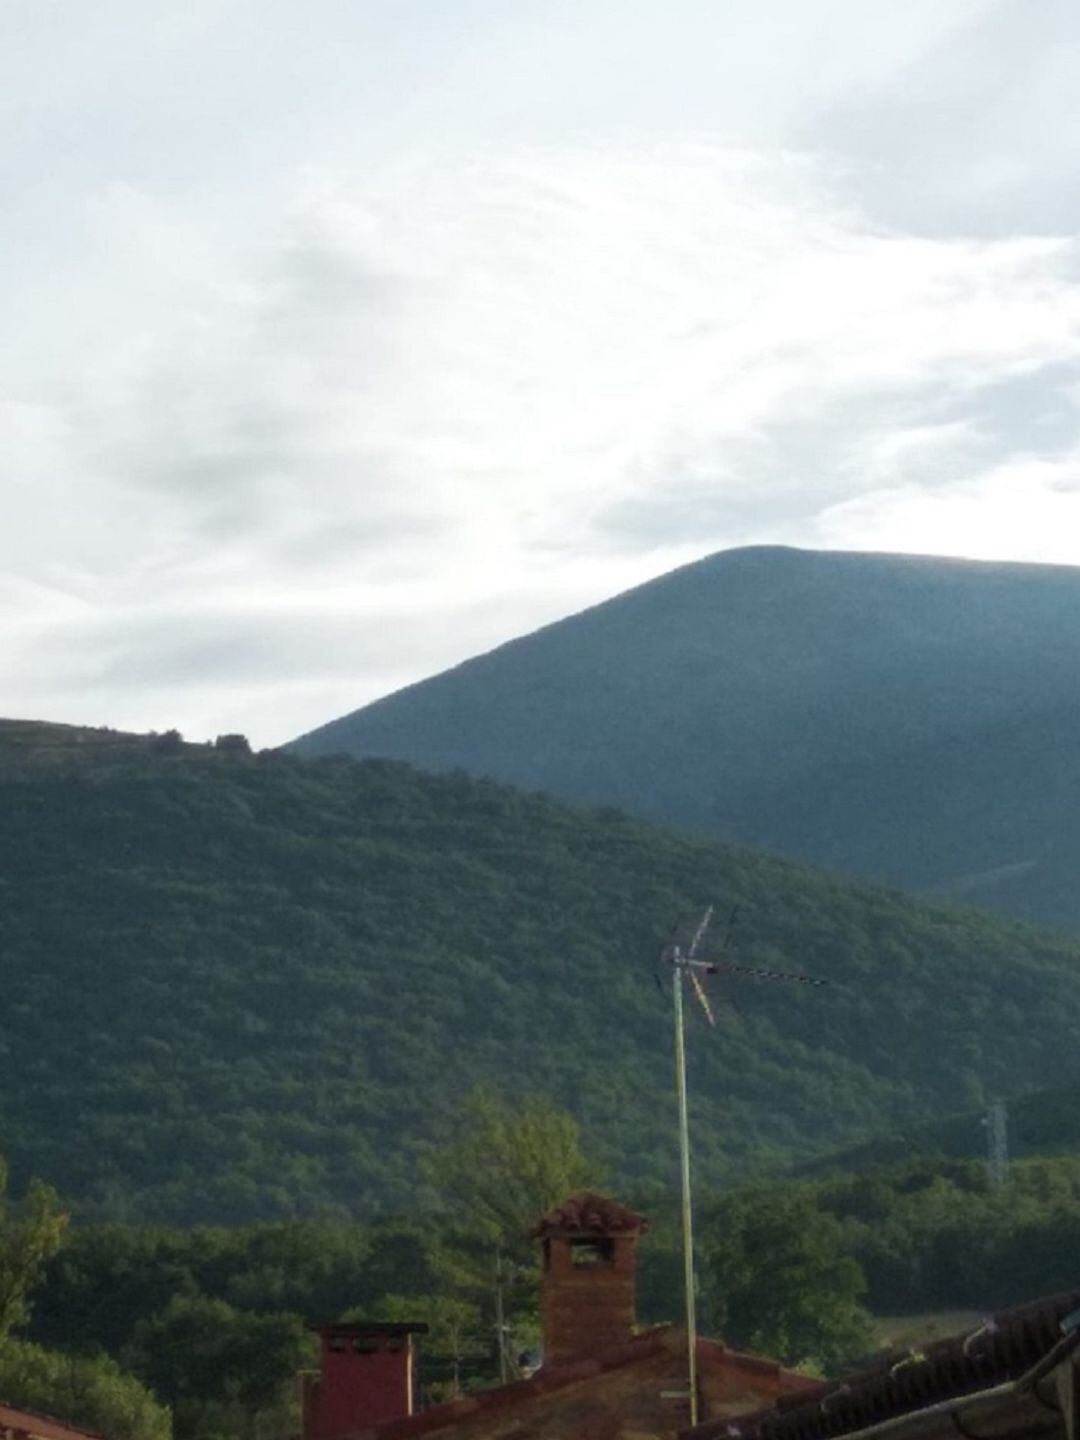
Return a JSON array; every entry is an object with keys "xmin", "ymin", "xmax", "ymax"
[
  {"xmin": 291, "ymin": 546, "xmax": 1080, "ymax": 931},
  {"xmin": 4, "ymin": 717, "xmax": 1080, "ymax": 1223}
]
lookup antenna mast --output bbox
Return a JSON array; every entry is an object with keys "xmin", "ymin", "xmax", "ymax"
[
  {"xmin": 668, "ymin": 906, "xmax": 713, "ymax": 1429},
  {"xmin": 673, "ymin": 945, "xmax": 700, "ymax": 1426},
  {"xmin": 658, "ymin": 904, "xmax": 829, "ymax": 1428}
]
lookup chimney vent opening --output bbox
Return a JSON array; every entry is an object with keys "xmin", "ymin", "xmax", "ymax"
[{"xmin": 570, "ymin": 1237, "xmax": 615, "ymax": 1268}]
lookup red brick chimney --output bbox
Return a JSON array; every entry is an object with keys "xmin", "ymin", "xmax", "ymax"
[
  {"xmin": 532, "ymin": 1192, "xmax": 648, "ymax": 1367},
  {"xmin": 301, "ymin": 1322, "xmax": 427, "ymax": 1440}
]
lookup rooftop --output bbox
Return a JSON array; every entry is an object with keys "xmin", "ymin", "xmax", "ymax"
[
  {"xmin": 365, "ymin": 1325, "xmax": 816, "ymax": 1440},
  {"xmin": 687, "ymin": 1288, "xmax": 1080, "ymax": 1440},
  {"xmin": 0, "ymin": 1401, "xmax": 106, "ymax": 1440}
]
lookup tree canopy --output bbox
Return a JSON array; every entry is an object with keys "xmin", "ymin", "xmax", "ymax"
[
  {"xmin": 0, "ymin": 1158, "xmax": 66, "ymax": 1340},
  {"xmin": 700, "ymin": 1184, "xmax": 874, "ymax": 1372},
  {"xmin": 423, "ymin": 1087, "xmax": 599, "ymax": 1255},
  {"xmin": 0, "ymin": 1340, "xmax": 171, "ymax": 1440},
  {"xmin": 17, "ymin": 1148, "xmax": 1080, "ymax": 1431}
]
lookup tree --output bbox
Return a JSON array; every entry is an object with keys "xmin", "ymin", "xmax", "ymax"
[
  {"xmin": 0, "ymin": 1158, "xmax": 67, "ymax": 1339},
  {"xmin": 213, "ymin": 733, "xmax": 251, "ymax": 754},
  {"xmin": 421, "ymin": 1088, "xmax": 599, "ymax": 1367},
  {"xmin": 0, "ymin": 1338, "xmax": 170, "ymax": 1440},
  {"xmin": 360, "ymin": 1294, "xmax": 488, "ymax": 1402},
  {"xmin": 122, "ymin": 1292, "xmax": 313, "ymax": 1437},
  {"xmin": 423, "ymin": 1087, "xmax": 598, "ymax": 1258},
  {"xmin": 700, "ymin": 1183, "xmax": 875, "ymax": 1374}
]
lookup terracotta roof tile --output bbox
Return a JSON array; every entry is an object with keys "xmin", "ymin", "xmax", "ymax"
[
  {"xmin": 358, "ymin": 1326, "xmax": 812, "ymax": 1440},
  {"xmin": 697, "ymin": 1340, "xmax": 818, "ymax": 1393},
  {"xmin": 0, "ymin": 1403, "xmax": 105, "ymax": 1440},
  {"xmin": 361, "ymin": 1331, "xmax": 672, "ymax": 1440}
]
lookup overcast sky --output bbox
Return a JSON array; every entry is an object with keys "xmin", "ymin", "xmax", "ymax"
[{"xmin": 5, "ymin": 0, "xmax": 1080, "ymax": 746}]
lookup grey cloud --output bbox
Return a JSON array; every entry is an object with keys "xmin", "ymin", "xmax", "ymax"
[
  {"xmin": 592, "ymin": 470, "xmax": 853, "ymax": 555},
  {"xmin": 64, "ymin": 231, "xmax": 423, "ymax": 546},
  {"xmin": 975, "ymin": 363, "xmax": 1080, "ymax": 452},
  {"xmin": 269, "ymin": 509, "xmax": 449, "ymax": 569},
  {"xmin": 272, "ymin": 233, "xmax": 415, "ymax": 315},
  {"xmin": 24, "ymin": 600, "xmax": 519, "ymax": 695},
  {"xmin": 589, "ymin": 358, "xmax": 1080, "ymax": 552},
  {"xmin": 804, "ymin": 0, "xmax": 1080, "ymax": 235}
]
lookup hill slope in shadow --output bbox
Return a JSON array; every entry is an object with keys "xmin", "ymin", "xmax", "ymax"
[{"xmin": 291, "ymin": 547, "xmax": 1080, "ymax": 930}]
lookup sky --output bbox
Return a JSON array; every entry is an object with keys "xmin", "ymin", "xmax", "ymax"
[{"xmin": 4, "ymin": 0, "xmax": 1080, "ymax": 746}]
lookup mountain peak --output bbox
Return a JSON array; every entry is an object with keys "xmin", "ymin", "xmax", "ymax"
[{"xmin": 289, "ymin": 547, "xmax": 1080, "ymax": 930}]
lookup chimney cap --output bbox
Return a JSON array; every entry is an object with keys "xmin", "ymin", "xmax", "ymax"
[
  {"xmin": 313, "ymin": 1321, "xmax": 429, "ymax": 1338},
  {"xmin": 530, "ymin": 1190, "xmax": 648, "ymax": 1239}
]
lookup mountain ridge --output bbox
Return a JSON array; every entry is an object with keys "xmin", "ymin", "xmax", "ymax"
[{"xmin": 290, "ymin": 546, "xmax": 1080, "ymax": 929}]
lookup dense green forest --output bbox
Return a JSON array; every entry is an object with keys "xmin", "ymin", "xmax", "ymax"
[
  {"xmin": 292, "ymin": 546, "xmax": 1080, "ymax": 931},
  {"xmin": 696, "ymin": 1153, "xmax": 1080, "ymax": 1369},
  {"xmin": 4, "ymin": 717, "xmax": 1080, "ymax": 1223},
  {"xmin": 1, "ymin": 1091, "xmax": 595, "ymax": 1440},
  {"xmin": 14, "ymin": 1148, "xmax": 1080, "ymax": 1440},
  {"xmin": 807, "ymin": 1155, "xmax": 1080, "ymax": 1314}
]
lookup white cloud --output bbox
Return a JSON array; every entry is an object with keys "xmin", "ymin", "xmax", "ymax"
[
  {"xmin": 7, "ymin": 145, "xmax": 1080, "ymax": 742},
  {"xmin": 816, "ymin": 453, "xmax": 1080, "ymax": 564},
  {"xmin": 4, "ymin": 0, "xmax": 1080, "ymax": 744}
]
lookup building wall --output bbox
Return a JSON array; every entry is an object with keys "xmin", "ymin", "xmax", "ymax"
[
  {"xmin": 303, "ymin": 1333, "xmax": 415, "ymax": 1440},
  {"xmin": 541, "ymin": 1234, "xmax": 640, "ymax": 1366}
]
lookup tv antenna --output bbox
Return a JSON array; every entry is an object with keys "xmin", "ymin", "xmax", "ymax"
[{"xmin": 658, "ymin": 905, "xmax": 830, "ymax": 1426}]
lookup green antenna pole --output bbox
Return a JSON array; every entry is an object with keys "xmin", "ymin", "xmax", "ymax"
[{"xmin": 673, "ymin": 959, "xmax": 699, "ymax": 1427}]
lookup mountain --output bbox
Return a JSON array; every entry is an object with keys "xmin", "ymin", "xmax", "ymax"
[
  {"xmin": 290, "ymin": 546, "xmax": 1080, "ymax": 931},
  {"xmin": 4, "ymin": 717, "xmax": 1080, "ymax": 1224}
]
